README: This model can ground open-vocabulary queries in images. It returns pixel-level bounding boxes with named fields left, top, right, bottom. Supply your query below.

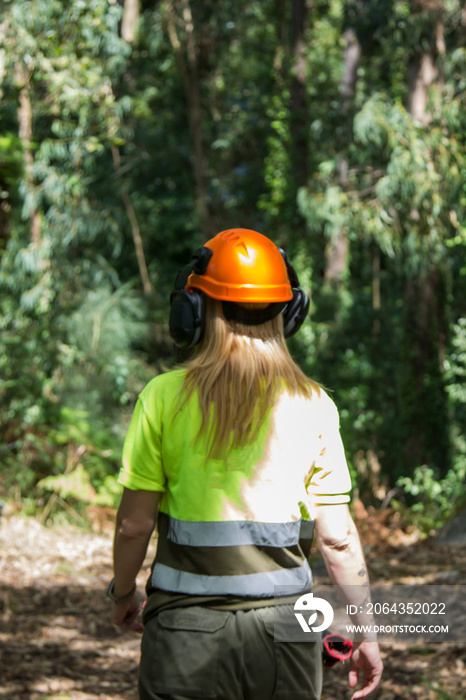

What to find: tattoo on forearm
left=358, top=566, right=367, bottom=577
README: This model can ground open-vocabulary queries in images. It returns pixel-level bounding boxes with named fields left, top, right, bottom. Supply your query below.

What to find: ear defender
left=169, top=247, right=213, bottom=349
left=279, top=249, right=311, bottom=338
left=168, top=230, right=310, bottom=348
left=169, top=289, right=205, bottom=348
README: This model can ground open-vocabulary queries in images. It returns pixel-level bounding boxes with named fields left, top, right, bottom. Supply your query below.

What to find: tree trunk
left=372, top=250, right=381, bottom=337
left=340, top=27, right=361, bottom=101
left=15, top=61, right=41, bottom=245
left=0, top=22, right=6, bottom=242
left=289, top=0, right=308, bottom=191
left=402, top=1, right=450, bottom=474
left=407, top=52, right=437, bottom=124
left=407, top=0, right=445, bottom=124
left=112, top=1, right=150, bottom=293
left=120, top=0, right=140, bottom=43
left=166, top=0, right=211, bottom=237
left=111, top=146, right=153, bottom=295
left=324, top=27, right=360, bottom=286
left=402, top=269, right=450, bottom=474
left=273, top=0, right=287, bottom=74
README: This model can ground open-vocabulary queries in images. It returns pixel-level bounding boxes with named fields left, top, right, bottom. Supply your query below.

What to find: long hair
left=181, top=297, right=320, bottom=459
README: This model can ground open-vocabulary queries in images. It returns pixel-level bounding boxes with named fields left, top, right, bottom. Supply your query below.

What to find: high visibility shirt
left=118, top=369, right=351, bottom=602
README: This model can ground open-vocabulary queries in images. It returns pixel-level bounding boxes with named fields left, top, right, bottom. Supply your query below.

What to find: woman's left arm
left=314, top=503, right=383, bottom=699
left=110, top=487, right=162, bottom=631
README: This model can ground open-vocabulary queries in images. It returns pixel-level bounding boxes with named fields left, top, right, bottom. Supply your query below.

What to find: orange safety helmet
left=186, top=228, right=293, bottom=303
left=169, top=227, right=309, bottom=348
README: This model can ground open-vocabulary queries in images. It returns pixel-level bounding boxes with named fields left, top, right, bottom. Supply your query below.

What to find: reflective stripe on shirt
left=151, top=559, right=313, bottom=598
left=167, top=515, right=315, bottom=548
left=149, top=512, right=314, bottom=598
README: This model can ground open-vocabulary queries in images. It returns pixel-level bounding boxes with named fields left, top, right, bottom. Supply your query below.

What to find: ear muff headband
left=169, top=245, right=309, bottom=348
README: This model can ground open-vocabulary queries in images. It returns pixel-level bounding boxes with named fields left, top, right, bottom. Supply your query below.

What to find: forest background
left=0, top=0, right=465, bottom=534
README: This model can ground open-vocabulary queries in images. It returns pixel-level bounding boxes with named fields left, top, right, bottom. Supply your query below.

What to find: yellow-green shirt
left=119, top=369, right=351, bottom=600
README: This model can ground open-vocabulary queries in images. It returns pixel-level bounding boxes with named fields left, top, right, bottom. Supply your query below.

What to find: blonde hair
left=181, top=298, right=320, bottom=459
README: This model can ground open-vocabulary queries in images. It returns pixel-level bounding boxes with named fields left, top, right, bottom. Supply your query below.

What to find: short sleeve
left=118, top=396, right=167, bottom=492
left=306, top=394, right=352, bottom=505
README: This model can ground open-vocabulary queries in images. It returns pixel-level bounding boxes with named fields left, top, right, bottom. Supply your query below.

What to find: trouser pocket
left=140, top=607, right=230, bottom=699
left=257, top=606, right=323, bottom=700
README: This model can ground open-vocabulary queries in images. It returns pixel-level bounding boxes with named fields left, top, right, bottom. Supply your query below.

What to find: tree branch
left=111, top=146, right=153, bottom=295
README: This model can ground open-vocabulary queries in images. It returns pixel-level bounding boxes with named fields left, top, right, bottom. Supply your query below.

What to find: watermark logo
left=274, top=584, right=463, bottom=643
left=294, top=592, right=334, bottom=633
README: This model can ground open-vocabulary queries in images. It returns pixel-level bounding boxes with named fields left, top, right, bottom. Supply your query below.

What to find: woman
left=109, top=228, right=383, bottom=700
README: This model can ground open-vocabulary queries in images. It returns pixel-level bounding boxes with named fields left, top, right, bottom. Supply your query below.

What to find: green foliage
left=396, top=459, right=466, bottom=534
left=296, top=1, right=466, bottom=495
left=258, top=93, right=292, bottom=220
left=444, top=316, right=466, bottom=491
left=0, top=0, right=465, bottom=533
left=0, top=133, right=23, bottom=185
left=38, top=464, right=98, bottom=504
left=352, top=95, right=466, bottom=272
left=37, top=464, right=123, bottom=509
left=63, top=284, right=150, bottom=406
left=393, top=318, right=466, bottom=534
left=445, top=318, right=466, bottom=405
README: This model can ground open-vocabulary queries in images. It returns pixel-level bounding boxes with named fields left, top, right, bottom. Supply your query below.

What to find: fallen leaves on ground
left=0, top=508, right=465, bottom=699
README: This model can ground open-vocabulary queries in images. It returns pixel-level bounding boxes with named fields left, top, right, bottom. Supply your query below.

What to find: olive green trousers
left=139, top=605, right=322, bottom=700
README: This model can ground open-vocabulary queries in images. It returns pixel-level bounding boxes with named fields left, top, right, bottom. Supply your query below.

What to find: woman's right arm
left=111, top=487, right=162, bottom=631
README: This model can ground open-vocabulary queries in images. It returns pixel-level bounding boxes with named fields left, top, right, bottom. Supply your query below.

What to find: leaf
left=37, top=464, right=98, bottom=504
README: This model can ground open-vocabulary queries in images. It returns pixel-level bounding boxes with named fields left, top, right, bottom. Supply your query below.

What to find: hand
left=111, top=591, right=145, bottom=634
left=348, top=641, right=383, bottom=699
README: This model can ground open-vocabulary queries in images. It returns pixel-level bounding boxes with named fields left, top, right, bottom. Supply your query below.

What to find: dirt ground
left=0, top=506, right=465, bottom=700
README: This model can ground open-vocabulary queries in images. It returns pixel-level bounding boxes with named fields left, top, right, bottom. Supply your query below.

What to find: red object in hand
left=322, top=633, right=353, bottom=667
